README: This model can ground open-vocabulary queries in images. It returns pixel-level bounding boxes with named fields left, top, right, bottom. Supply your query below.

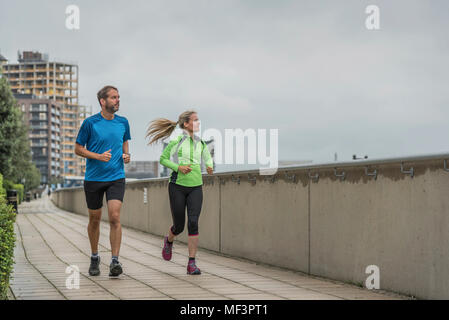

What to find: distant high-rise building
left=15, top=93, right=62, bottom=184
left=2, top=50, right=90, bottom=180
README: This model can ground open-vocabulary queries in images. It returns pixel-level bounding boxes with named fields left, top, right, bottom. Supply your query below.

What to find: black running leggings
left=168, top=182, right=203, bottom=236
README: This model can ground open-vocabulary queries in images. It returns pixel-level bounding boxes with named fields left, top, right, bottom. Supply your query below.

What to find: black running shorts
left=83, top=178, right=126, bottom=210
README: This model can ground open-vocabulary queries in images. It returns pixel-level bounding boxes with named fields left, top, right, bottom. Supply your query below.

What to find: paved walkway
left=9, top=197, right=409, bottom=300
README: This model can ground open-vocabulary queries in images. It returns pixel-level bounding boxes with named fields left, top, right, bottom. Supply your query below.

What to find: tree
left=0, top=77, right=20, bottom=178
left=19, top=165, right=41, bottom=192
left=0, top=77, right=41, bottom=191
left=49, top=175, right=63, bottom=186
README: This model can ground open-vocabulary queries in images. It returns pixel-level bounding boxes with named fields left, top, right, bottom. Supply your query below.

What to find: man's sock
left=189, top=257, right=195, bottom=262
left=112, top=255, right=119, bottom=262
left=91, top=253, right=99, bottom=259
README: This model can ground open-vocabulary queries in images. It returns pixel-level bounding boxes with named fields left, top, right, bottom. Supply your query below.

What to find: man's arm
left=123, top=140, right=129, bottom=154
left=122, top=140, right=130, bottom=163
left=75, top=143, right=111, bottom=162
left=122, top=119, right=131, bottom=163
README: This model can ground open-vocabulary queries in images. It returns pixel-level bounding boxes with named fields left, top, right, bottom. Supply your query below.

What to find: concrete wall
left=52, top=155, right=449, bottom=299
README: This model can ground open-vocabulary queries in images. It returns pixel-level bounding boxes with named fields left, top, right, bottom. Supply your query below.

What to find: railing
left=52, top=151, right=449, bottom=299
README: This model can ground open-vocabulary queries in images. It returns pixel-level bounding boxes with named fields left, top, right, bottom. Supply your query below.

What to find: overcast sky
left=1, top=0, right=448, bottom=171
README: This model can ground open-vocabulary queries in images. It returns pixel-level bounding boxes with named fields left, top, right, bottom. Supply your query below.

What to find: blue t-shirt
left=76, top=112, right=131, bottom=181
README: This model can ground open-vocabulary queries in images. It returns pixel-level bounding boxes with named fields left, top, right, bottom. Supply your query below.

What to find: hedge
left=0, top=174, right=5, bottom=199
left=0, top=174, right=16, bottom=300
left=1, top=179, right=23, bottom=204
left=12, top=184, right=24, bottom=204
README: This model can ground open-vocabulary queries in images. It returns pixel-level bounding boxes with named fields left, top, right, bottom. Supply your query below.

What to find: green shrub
left=0, top=192, right=16, bottom=300
left=1, top=179, right=22, bottom=204
left=2, top=179, right=13, bottom=195
left=0, top=174, right=5, bottom=199
left=12, top=184, right=24, bottom=204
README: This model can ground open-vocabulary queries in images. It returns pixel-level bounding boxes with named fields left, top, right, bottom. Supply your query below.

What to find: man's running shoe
left=162, top=236, right=173, bottom=261
left=187, top=260, right=201, bottom=275
left=89, top=256, right=101, bottom=276
left=109, top=259, right=123, bottom=277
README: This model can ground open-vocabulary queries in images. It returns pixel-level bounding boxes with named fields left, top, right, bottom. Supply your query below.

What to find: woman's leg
left=167, top=225, right=176, bottom=242
left=168, top=182, right=187, bottom=238
left=186, top=185, right=203, bottom=258
left=188, top=236, right=199, bottom=258
left=163, top=183, right=187, bottom=261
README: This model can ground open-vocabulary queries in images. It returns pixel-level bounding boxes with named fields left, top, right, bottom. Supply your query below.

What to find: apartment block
left=15, top=94, right=62, bottom=184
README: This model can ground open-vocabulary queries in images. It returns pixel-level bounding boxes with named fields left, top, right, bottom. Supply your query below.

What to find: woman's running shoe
left=162, top=236, right=173, bottom=261
left=187, top=260, right=201, bottom=275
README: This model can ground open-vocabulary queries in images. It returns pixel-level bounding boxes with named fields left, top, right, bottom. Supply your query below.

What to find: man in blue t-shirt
left=75, top=85, right=131, bottom=278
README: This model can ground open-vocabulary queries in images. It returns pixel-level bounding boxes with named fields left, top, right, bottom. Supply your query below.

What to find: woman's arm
left=160, top=139, right=180, bottom=172
left=202, top=141, right=214, bottom=174
left=160, top=137, right=192, bottom=174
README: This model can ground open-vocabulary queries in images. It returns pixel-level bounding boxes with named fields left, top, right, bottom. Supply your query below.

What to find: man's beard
left=105, top=104, right=118, bottom=114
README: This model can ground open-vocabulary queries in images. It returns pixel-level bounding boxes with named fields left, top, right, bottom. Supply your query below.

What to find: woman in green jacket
left=146, top=110, right=213, bottom=275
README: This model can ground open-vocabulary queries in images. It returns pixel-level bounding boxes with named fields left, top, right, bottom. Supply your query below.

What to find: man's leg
left=84, top=180, right=105, bottom=255
left=87, top=208, right=102, bottom=254
left=105, top=178, right=125, bottom=277
left=84, top=180, right=106, bottom=276
left=107, top=199, right=122, bottom=257
left=105, top=178, right=126, bottom=260
left=87, top=209, right=102, bottom=276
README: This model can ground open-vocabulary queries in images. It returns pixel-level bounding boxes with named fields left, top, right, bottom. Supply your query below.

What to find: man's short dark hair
left=97, top=85, right=118, bottom=105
